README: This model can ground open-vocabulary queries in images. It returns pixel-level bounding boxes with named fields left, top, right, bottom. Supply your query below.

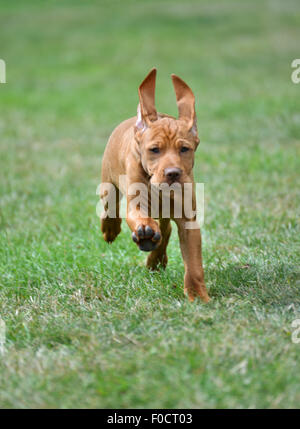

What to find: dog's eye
left=150, top=147, right=160, bottom=154
left=180, top=147, right=190, bottom=153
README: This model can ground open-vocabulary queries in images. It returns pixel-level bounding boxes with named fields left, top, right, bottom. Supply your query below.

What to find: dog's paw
left=132, top=225, right=161, bottom=252
left=101, top=217, right=122, bottom=243
left=146, top=252, right=168, bottom=270
left=184, top=285, right=211, bottom=303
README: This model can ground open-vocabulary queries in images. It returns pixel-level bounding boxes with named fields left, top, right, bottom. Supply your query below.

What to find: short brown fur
left=100, top=68, right=210, bottom=302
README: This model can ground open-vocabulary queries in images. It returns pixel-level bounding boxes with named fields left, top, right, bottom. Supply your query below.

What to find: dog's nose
left=164, top=167, right=182, bottom=182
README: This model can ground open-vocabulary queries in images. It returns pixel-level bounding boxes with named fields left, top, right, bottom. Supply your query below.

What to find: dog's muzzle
left=164, top=167, right=182, bottom=183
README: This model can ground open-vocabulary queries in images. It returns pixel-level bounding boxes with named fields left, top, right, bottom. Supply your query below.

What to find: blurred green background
left=0, top=0, right=299, bottom=408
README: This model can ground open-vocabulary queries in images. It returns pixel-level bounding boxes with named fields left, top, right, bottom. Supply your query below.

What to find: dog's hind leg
left=146, top=218, right=171, bottom=270
left=100, top=182, right=122, bottom=244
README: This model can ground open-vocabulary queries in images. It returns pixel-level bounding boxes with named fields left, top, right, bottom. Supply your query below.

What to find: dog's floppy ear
left=171, top=74, right=198, bottom=140
left=135, top=68, right=158, bottom=134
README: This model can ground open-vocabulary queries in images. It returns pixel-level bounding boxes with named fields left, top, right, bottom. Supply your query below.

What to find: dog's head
left=134, top=68, right=199, bottom=185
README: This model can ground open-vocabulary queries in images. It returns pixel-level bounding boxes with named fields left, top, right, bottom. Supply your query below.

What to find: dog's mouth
left=150, top=176, right=184, bottom=187
left=166, top=177, right=181, bottom=185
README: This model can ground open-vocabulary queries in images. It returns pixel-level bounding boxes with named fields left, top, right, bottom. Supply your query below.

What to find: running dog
left=100, top=68, right=210, bottom=302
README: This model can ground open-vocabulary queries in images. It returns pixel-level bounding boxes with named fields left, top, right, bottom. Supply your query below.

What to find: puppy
left=100, top=68, right=210, bottom=302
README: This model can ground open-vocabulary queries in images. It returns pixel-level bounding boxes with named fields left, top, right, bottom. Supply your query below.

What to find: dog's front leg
left=175, top=219, right=210, bottom=303
left=127, top=204, right=162, bottom=253
left=146, top=218, right=171, bottom=270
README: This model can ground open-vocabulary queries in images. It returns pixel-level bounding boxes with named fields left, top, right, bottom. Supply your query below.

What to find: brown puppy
left=100, top=68, right=210, bottom=302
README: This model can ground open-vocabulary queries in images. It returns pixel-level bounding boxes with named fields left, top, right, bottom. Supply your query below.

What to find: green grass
left=0, top=0, right=300, bottom=408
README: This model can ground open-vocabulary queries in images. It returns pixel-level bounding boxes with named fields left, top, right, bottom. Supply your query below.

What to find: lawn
left=0, top=0, right=299, bottom=408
